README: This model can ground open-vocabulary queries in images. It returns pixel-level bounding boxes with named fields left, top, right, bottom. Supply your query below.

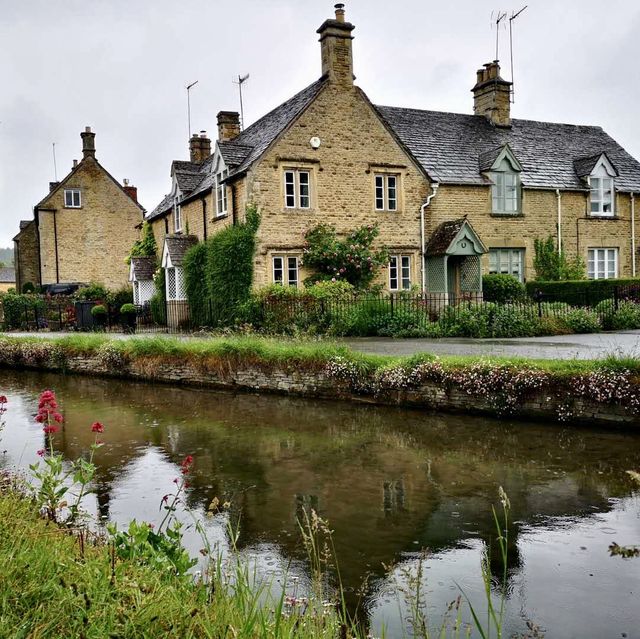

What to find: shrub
left=533, top=236, right=586, bottom=281
left=526, top=278, right=640, bottom=306
left=21, top=282, right=35, bottom=293
left=183, top=242, right=209, bottom=326
left=490, top=304, right=540, bottom=337
left=439, top=303, right=492, bottom=338
left=76, top=282, right=109, bottom=301
left=150, top=268, right=166, bottom=325
left=610, top=301, right=640, bottom=331
left=120, top=303, right=136, bottom=315
left=562, top=308, right=601, bottom=334
left=107, top=287, right=134, bottom=311
left=305, top=280, right=355, bottom=301
left=90, top=304, right=107, bottom=318
left=482, top=274, right=526, bottom=303
left=0, top=293, right=46, bottom=330
left=302, top=223, right=388, bottom=288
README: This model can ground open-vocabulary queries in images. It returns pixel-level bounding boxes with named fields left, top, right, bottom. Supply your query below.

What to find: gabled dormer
left=480, top=144, right=523, bottom=215
left=210, top=150, right=229, bottom=218
left=574, top=153, right=619, bottom=217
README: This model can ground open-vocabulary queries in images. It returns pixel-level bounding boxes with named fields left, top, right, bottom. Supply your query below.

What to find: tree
left=302, top=223, right=388, bottom=289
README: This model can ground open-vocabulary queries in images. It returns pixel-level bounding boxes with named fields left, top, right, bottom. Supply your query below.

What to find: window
left=284, top=170, right=311, bottom=209
left=216, top=169, right=228, bottom=216
left=489, top=248, right=524, bottom=282
left=272, top=255, right=299, bottom=287
left=165, top=266, right=186, bottom=300
left=491, top=171, right=520, bottom=214
left=590, top=177, right=614, bottom=216
left=588, top=248, right=618, bottom=280
left=375, top=174, right=398, bottom=211
left=389, top=255, right=411, bottom=290
left=173, top=198, right=182, bottom=232
left=64, top=189, right=81, bottom=208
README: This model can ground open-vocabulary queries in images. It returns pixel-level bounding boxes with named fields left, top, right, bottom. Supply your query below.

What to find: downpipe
left=632, top=193, right=636, bottom=277
left=556, top=188, right=562, bottom=254
left=420, top=182, right=440, bottom=294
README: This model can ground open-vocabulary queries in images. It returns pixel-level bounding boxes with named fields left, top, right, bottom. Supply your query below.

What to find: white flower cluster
left=569, top=368, right=640, bottom=413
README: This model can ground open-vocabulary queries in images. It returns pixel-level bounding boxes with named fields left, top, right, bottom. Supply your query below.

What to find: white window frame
left=173, top=197, right=182, bottom=233
left=272, top=255, right=299, bottom=287
left=589, top=165, right=615, bottom=217
left=283, top=169, right=311, bottom=209
left=389, top=255, right=411, bottom=291
left=488, top=248, right=525, bottom=282
left=216, top=169, right=228, bottom=217
left=588, top=248, right=618, bottom=280
left=64, top=189, right=81, bottom=208
left=374, top=174, right=399, bottom=211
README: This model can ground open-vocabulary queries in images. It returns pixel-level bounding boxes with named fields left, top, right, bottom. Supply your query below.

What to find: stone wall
left=13, top=220, right=40, bottom=291
left=2, top=350, right=637, bottom=427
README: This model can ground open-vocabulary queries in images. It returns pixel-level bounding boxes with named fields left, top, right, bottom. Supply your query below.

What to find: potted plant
left=120, top=303, right=137, bottom=334
left=90, top=304, right=108, bottom=331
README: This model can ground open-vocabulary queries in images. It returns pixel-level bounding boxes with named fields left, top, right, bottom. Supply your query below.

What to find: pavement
left=3, top=330, right=640, bottom=360
left=343, top=331, right=640, bottom=360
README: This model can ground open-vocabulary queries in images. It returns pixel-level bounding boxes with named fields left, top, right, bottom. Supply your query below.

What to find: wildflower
left=36, top=449, right=45, bottom=457
left=181, top=455, right=194, bottom=474
left=91, top=422, right=105, bottom=433
left=0, top=396, right=7, bottom=404
left=52, top=413, right=64, bottom=423
left=43, top=425, right=60, bottom=435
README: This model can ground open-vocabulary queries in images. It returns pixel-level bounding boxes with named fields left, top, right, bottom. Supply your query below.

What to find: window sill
left=212, top=213, right=228, bottom=222
left=281, top=208, right=314, bottom=213
left=63, top=206, right=83, bottom=210
left=587, top=214, right=618, bottom=220
left=375, top=209, right=401, bottom=214
left=490, top=212, right=523, bottom=218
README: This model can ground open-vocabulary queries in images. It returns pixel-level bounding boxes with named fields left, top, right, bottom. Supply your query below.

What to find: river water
left=1, top=369, right=639, bottom=638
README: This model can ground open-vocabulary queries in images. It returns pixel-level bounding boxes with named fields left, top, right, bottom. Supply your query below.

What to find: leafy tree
left=533, top=236, right=585, bottom=281
left=302, top=223, right=388, bottom=289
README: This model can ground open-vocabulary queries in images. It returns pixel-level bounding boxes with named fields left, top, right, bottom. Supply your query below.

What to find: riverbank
left=0, top=486, right=347, bottom=638
left=1, top=334, right=639, bottom=425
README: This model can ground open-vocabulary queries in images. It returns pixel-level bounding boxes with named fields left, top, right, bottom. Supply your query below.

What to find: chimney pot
left=49, top=181, right=60, bottom=193
left=335, top=3, right=345, bottom=21
left=123, top=178, right=129, bottom=186
left=123, top=182, right=138, bottom=203
left=72, top=159, right=78, bottom=168
left=190, top=130, right=212, bottom=163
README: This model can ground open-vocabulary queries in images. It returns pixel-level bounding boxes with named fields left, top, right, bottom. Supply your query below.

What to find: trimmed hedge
left=526, top=278, right=640, bottom=305
left=482, top=274, right=526, bottom=302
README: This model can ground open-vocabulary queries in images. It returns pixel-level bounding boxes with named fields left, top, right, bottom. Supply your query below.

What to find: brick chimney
left=189, top=131, right=212, bottom=163
left=472, top=61, right=512, bottom=127
left=123, top=178, right=138, bottom=203
left=317, top=3, right=355, bottom=86
left=217, top=112, right=241, bottom=142
left=81, top=126, right=96, bottom=158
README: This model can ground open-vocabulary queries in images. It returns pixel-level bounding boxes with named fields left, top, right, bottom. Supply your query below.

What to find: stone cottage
left=13, top=127, right=145, bottom=292
left=145, top=4, right=640, bottom=302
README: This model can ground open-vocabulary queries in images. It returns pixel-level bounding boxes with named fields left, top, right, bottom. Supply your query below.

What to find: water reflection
left=2, top=370, right=640, bottom=638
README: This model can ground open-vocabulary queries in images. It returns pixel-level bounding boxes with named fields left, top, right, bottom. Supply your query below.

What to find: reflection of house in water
left=24, top=370, right=637, bottom=599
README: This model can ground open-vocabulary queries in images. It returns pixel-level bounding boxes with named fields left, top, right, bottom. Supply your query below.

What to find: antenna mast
left=509, top=6, right=528, bottom=103
left=186, top=80, right=199, bottom=138
left=234, top=74, right=250, bottom=130
left=493, top=11, right=507, bottom=61
left=52, top=143, right=58, bottom=181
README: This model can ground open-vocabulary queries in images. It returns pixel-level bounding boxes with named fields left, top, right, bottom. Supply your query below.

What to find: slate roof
left=130, top=257, right=156, bottom=281
left=163, top=235, right=198, bottom=267
left=573, top=152, right=619, bottom=178
left=147, top=78, right=327, bottom=220
left=425, top=218, right=467, bottom=256
left=375, top=106, right=640, bottom=192
left=0, top=267, right=16, bottom=283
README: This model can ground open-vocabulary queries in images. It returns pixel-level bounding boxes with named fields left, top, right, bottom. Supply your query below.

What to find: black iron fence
left=2, top=286, right=640, bottom=336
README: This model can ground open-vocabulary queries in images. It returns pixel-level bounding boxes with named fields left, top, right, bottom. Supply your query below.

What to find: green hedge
left=0, top=294, right=46, bottom=330
left=525, top=278, right=640, bottom=305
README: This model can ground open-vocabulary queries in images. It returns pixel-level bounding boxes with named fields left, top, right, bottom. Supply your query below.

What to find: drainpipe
left=420, top=182, right=440, bottom=294
left=555, top=189, right=562, bottom=254
left=632, top=193, right=636, bottom=276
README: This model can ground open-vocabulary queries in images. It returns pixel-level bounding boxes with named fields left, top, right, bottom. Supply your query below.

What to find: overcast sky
left=1, top=0, right=639, bottom=247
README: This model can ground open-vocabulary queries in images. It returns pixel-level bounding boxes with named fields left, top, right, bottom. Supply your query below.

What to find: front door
left=447, top=256, right=463, bottom=302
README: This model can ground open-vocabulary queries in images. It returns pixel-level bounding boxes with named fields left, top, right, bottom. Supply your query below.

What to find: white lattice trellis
left=138, top=280, right=155, bottom=305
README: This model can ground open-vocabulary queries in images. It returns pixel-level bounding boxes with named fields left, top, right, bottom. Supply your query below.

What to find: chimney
left=189, top=131, right=211, bottom=163
left=72, top=159, right=78, bottom=169
left=80, top=126, right=96, bottom=158
left=471, top=61, right=512, bottom=127
left=123, top=178, right=138, bottom=203
left=199, top=130, right=211, bottom=157
left=217, top=112, right=241, bottom=142
left=316, top=3, right=355, bottom=86
left=49, top=182, right=60, bottom=192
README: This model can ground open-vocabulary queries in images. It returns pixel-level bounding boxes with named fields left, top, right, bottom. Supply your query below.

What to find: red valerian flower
left=36, top=449, right=45, bottom=457
left=181, top=455, right=194, bottom=474
left=0, top=396, right=7, bottom=404
left=91, top=422, right=105, bottom=433
left=52, top=413, right=64, bottom=424
left=43, top=425, right=60, bottom=435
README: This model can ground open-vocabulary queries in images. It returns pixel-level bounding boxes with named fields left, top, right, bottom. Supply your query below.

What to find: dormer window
left=589, top=157, right=617, bottom=216
left=216, top=169, right=228, bottom=217
left=486, top=146, right=522, bottom=215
